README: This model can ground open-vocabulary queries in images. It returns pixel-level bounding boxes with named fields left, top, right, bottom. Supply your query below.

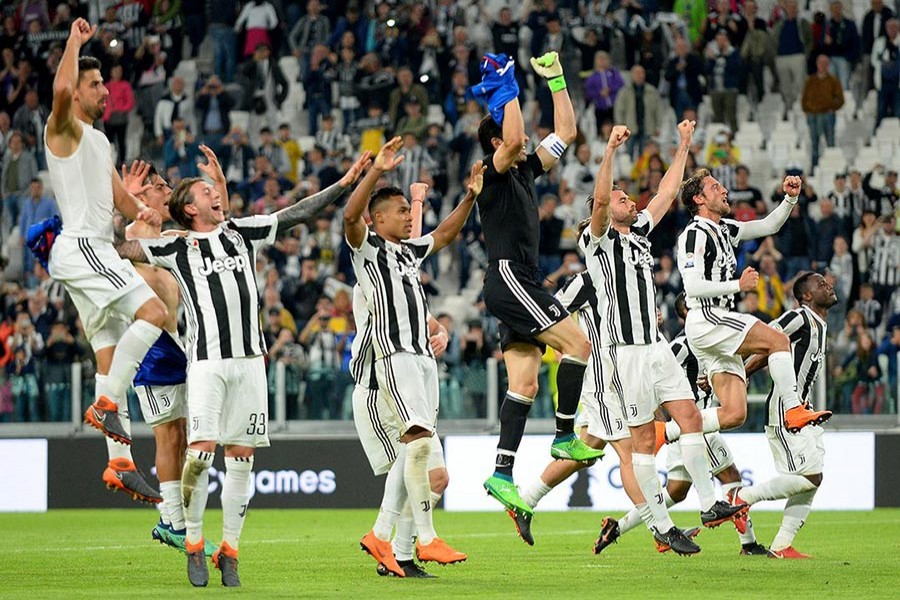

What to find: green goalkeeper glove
left=530, top=51, right=566, bottom=92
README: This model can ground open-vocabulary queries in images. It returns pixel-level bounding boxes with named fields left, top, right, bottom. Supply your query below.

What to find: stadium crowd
left=0, top=0, right=897, bottom=424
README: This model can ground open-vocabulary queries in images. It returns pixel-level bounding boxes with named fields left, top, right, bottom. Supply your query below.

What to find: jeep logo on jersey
left=198, top=254, right=249, bottom=276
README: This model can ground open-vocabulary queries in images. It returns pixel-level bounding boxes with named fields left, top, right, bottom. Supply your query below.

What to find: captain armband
left=540, top=133, right=568, bottom=160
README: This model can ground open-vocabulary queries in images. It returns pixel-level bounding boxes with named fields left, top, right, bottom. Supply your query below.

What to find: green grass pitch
left=3, top=509, right=898, bottom=598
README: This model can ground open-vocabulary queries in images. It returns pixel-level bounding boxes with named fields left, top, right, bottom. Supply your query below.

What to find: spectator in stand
left=220, top=126, right=256, bottom=192
left=43, top=320, right=78, bottom=422
left=855, top=282, right=884, bottom=328
left=12, top=88, right=48, bottom=168
left=241, top=42, right=288, bottom=128
left=674, top=0, right=707, bottom=48
left=740, top=0, right=771, bottom=105
left=811, top=197, right=844, bottom=268
left=802, top=54, right=844, bottom=169
left=830, top=235, right=854, bottom=301
left=207, top=0, right=238, bottom=82
left=772, top=166, right=819, bottom=214
left=773, top=0, right=812, bottom=112
left=703, top=0, right=747, bottom=49
left=828, top=172, right=864, bottom=235
left=538, top=194, right=564, bottom=276
left=0, top=111, right=12, bottom=156
left=335, top=46, right=360, bottom=130
left=835, top=332, right=884, bottom=414
left=1, top=131, right=38, bottom=227
left=116, top=0, right=149, bottom=54
left=584, top=50, right=624, bottom=135
left=315, top=114, right=352, bottom=160
left=152, top=0, right=185, bottom=70
left=289, top=0, right=331, bottom=73
left=195, top=74, right=232, bottom=154
left=853, top=209, right=880, bottom=283
left=395, top=132, right=436, bottom=196
left=665, top=36, right=704, bottom=120
left=559, top=143, right=595, bottom=206
left=329, top=4, right=368, bottom=56
left=153, top=76, right=193, bottom=146
left=876, top=325, right=900, bottom=401
left=277, top=123, right=303, bottom=183
left=776, top=202, right=817, bottom=279
left=871, top=18, right=900, bottom=125
left=387, top=66, right=429, bottom=130
left=443, top=69, right=470, bottom=128
left=356, top=52, right=395, bottom=112
left=863, top=165, right=900, bottom=216
left=755, top=254, right=786, bottom=319
left=730, top=164, right=764, bottom=209
left=302, top=44, right=335, bottom=137
left=18, top=177, right=57, bottom=279
left=862, top=0, right=894, bottom=94
left=299, top=304, right=342, bottom=419
left=252, top=176, right=289, bottom=215
left=705, top=131, right=741, bottom=191
left=101, top=64, right=134, bottom=159
left=870, top=215, right=900, bottom=306
left=163, top=116, right=200, bottom=178
left=234, top=0, right=278, bottom=58
left=291, top=256, right=324, bottom=327
left=823, top=0, right=860, bottom=90
left=706, top=28, right=742, bottom=134
left=614, top=64, right=662, bottom=159
left=257, top=126, right=290, bottom=179
left=394, top=96, right=428, bottom=141
left=132, top=34, right=168, bottom=130
left=742, top=290, right=773, bottom=324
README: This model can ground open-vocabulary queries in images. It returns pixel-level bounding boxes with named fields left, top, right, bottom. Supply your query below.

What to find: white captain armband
left=540, top=133, right=568, bottom=160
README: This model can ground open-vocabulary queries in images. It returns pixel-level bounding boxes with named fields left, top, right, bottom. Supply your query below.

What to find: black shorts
left=483, top=260, right=568, bottom=351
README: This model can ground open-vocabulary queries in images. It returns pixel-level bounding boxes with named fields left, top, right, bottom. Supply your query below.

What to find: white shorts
left=375, top=353, right=439, bottom=435
left=352, top=385, right=402, bottom=476
left=766, top=424, right=825, bottom=476
left=603, top=341, right=696, bottom=427
left=48, top=235, right=156, bottom=351
left=186, top=355, right=270, bottom=448
left=685, top=307, right=759, bottom=381
left=134, top=382, right=187, bottom=427
left=575, top=390, right=630, bottom=441
left=666, top=432, right=734, bottom=481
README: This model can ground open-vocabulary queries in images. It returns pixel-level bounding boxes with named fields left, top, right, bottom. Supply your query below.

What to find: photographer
left=43, top=321, right=79, bottom=422
left=195, top=75, right=234, bottom=153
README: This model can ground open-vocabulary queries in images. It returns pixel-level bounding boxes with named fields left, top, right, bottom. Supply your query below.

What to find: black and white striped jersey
left=555, top=270, right=604, bottom=390
left=580, top=210, right=661, bottom=346
left=350, top=229, right=435, bottom=360
left=870, top=230, right=900, bottom=288
left=677, top=216, right=745, bottom=311
left=765, top=306, right=828, bottom=428
left=349, top=284, right=378, bottom=390
left=139, top=215, right=277, bottom=362
left=670, top=333, right=713, bottom=409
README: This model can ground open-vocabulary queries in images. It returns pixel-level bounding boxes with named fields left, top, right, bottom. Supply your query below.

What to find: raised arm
left=532, top=52, right=577, bottom=171
left=410, top=182, right=428, bottom=238
left=430, top=161, right=486, bottom=252
left=275, top=151, right=371, bottom=234
left=197, top=144, right=230, bottom=214
left=492, top=97, right=527, bottom=175
left=46, top=19, right=97, bottom=153
left=737, top=176, right=800, bottom=241
left=344, top=137, right=405, bottom=248
left=592, top=125, right=630, bottom=237
left=646, top=120, right=695, bottom=225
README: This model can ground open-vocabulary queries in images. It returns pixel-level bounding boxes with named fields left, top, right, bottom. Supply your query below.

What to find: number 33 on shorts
left=246, top=412, right=267, bottom=435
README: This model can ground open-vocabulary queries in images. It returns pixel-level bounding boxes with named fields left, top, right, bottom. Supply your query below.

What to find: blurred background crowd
left=0, top=0, right=897, bottom=427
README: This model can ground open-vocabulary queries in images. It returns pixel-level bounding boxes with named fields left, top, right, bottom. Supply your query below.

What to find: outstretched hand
left=373, top=136, right=405, bottom=172
left=122, top=160, right=152, bottom=197
left=339, top=151, right=373, bottom=187
left=466, top=160, right=487, bottom=197
left=197, top=144, right=225, bottom=182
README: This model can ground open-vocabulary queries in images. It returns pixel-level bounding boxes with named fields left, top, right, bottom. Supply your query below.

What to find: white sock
left=521, top=479, right=553, bottom=509
left=97, top=375, right=134, bottom=461
left=771, top=489, right=816, bottom=551
left=373, top=446, right=407, bottom=541
left=393, top=501, right=415, bottom=561
left=680, top=433, right=716, bottom=511
left=221, top=456, right=254, bottom=550
left=722, top=482, right=757, bottom=544
left=619, top=505, right=644, bottom=534
left=740, top=474, right=817, bottom=505
left=159, top=480, right=185, bottom=530
left=404, top=437, right=437, bottom=545
left=768, top=351, right=801, bottom=410
left=700, top=408, right=721, bottom=433
left=106, top=320, right=163, bottom=401
left=182, top=448, right=213, bottom=546
left=666, top=409, right=721, bottom=442
left=632, top=453, right=674, bottom=532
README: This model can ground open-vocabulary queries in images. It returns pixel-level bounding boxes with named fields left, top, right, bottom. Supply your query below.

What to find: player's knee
left=667, top=484, right=688, bottom=503
left=137, top=297, right=169, bottom=328
left=511, top=381, right=539, bottom=400
left=720, top=402, right=747, bottom=429
left=429, top=468, right=449, bottom=495
left=568, top=335, right=591, bottom=361
left=806, top=473, right=823, bottom=487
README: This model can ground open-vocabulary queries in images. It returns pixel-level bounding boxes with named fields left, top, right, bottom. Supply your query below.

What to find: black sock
left=555, top=358, right=587, bottom=437
left=494, top=394, right=532, bottom=477
left=397, top=559, right=414, bottom=567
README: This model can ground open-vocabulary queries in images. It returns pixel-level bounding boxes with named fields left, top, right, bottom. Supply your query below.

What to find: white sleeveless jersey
left=45, top=120, right=115, bottom=241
